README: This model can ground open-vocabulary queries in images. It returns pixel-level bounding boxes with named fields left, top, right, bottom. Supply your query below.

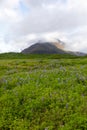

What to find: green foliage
left=0, top=53, right=78, bottom=59
left=0, top=54, right=87, bottom=129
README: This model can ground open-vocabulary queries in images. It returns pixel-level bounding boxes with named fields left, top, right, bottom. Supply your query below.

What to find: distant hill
left=21, top=42, right=67, bottom=54
left=21, top=40, right=86, bottom=56
left=67, top=51, right=86, bottom=56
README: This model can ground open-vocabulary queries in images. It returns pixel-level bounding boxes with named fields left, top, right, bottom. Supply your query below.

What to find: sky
left=0, top=0, right=87, bottom=53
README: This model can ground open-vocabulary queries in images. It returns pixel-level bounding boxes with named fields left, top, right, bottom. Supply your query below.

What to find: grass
left=0, top=53, right=87, bottom=130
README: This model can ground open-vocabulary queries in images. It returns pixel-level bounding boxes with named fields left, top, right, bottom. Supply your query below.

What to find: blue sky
left=0, top=0, right=87, bottom=53
left=19, top=1, right=29, bottom=15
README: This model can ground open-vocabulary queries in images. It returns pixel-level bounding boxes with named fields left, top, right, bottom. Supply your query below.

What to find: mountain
left=21, top=40, right=86, bottom=56
left=51, top=40, right=65, bottom=50
left=21, top=42, right=67, bottom=54
left=67, top=51, right=86, bottom=56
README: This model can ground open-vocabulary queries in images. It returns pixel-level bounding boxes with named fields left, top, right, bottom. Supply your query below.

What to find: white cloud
left=0, top=0, right=87, bottom=53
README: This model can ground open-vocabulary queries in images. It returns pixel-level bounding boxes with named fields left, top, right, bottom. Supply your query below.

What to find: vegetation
left=0, top=53, right=87, bottom=130
left=0, top=52, right=79, bottom=59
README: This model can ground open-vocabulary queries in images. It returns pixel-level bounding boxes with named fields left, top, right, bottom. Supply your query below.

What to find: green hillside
left=0, top=52, right=79, bottom=59
left=0, top=53, right=87, bottom=130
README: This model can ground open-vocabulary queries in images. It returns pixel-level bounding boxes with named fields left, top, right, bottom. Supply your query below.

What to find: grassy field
left=0, top=53, right=87, bottom=130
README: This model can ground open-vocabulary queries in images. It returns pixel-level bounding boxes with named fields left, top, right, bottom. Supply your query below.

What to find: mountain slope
left=67, top=51, right=86, bottom=56
left=21, top=40, right=86, bottom=56
left=21, top=42, right=67, bottom=54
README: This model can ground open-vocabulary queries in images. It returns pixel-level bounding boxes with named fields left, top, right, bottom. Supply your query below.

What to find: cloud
left=0, top=0, right=87, bottom=53
left=12, top=0, right=87, bottom=34
left=24, top=0, right=63, bottom=8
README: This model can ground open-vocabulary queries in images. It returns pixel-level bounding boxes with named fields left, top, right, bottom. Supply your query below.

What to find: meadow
left=0, top=53, right=87, bottom=130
